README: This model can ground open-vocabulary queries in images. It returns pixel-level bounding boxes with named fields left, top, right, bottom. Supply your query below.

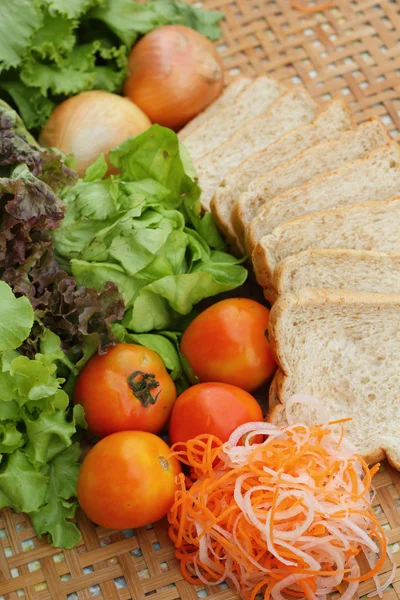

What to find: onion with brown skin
left=124, top=25, right=224, bottom=131
left=39, top=91, right=151, bottom=177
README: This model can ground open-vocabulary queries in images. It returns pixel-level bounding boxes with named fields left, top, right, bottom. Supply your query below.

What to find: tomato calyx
left=127, top=370, right=161, bottom=407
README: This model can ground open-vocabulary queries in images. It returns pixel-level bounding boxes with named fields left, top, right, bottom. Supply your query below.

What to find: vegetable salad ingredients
left=0, top=282, right=85, bottom=548
left=0, top=100, right=124, bottom=363
left=78, top=430, right=181, bottom=529
left=52, top=125, right=247, bottom=382
left=168, top=397, right=390, bottom=600
left=124, top=25, right=224, bottom=130
left=180, top=298, right=275, bottom=392
left=40, top=91, right=151, bottom=176
left=169, top=382, right=263, bottom=444
left=0, top=0, right=223, bottom=131
left=74, top=343, right=177, bottom=436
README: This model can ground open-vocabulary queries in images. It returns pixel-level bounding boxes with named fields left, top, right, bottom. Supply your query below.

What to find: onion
left=39, top=91, right=151, bottom=176
left=124, top=25, right=224, bottom=131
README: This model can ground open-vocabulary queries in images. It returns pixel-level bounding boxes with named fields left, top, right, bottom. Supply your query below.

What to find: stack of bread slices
left=180, top=76, right=400, bottom=468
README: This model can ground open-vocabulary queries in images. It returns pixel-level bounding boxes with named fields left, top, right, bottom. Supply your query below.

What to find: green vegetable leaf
left=24, top=409, right=76, bottom=467
left=28, top=10, right=76, bottom=63
left=11, top=355, right=62, bottom=404
left=0, top=450, right=48, bottom=513
left=29, top=444, right=81, bottom=549
left=84, top=154, right=108, bottom=182
left=89, top=0, right=223, bottom=45
left=20, top=56, right=95, bottom=97
left=43, top=0, right=103, bottom=20
left=0, top=282, right=34, bottom=351
left=0, top=0, right=42, bottom=73
left=0, top=77, right=55, bottom=130
left=110, top=125, right=201, bottom=211
left=0, top=423, right=24, bottom=454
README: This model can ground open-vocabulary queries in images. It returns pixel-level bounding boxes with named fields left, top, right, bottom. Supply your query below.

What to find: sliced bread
left=210, top=99, right=353, bottom=249
left=179, top=76, right=252, bottom=140
left=196, top=88, right=318, bottom=211
left=252, top=196, right=400, bottom=291
left=236, top=118, right=389, bottom=251
left=181, top=76, right=286, bottom=162
left=266, top=289, right=400, bottom=468
left=246, top=141, right=400, bottom=255
left=267, top=248, right=400, bottom=303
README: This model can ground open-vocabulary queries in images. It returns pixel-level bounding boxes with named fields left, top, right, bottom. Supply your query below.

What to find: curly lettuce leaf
left=29, top=444, right=81, bottom=549
left=0, top=451, right=48, bottom=513
left=88, top=0, right=223, bottom=46
left=28, top=10, right=77, bottom=63
left=0, top=288, right=85, bottom=548
left=43, top=0, right=103, bottom=20
left=0, top=0, right=42, bottom=73
left=0, top=281, right=34, bottom=351
left=0, top=78, right=55, bottom=131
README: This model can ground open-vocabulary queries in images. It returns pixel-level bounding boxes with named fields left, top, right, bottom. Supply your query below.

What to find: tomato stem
left=127, top=371, right=160, bottom=407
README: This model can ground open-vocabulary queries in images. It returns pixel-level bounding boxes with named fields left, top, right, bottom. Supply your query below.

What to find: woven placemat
left=1, top=1, right=400, bottom=598
left=217, top=0, right=400, bottom=140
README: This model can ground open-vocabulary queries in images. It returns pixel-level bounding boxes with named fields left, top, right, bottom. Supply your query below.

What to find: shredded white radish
left=168, top=395, right=392, bottom=600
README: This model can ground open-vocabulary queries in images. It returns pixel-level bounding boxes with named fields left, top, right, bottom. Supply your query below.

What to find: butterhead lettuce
left=53, top=125, right=247, bottom=336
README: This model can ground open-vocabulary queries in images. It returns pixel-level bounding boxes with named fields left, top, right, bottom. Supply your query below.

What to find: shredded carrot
left=290, top=0, right=333, bottom=13
left=167, top=401, right=390, bottom=600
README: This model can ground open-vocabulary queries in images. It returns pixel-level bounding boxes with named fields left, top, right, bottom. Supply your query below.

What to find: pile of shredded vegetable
left=168, top=396, right=394, bottom=600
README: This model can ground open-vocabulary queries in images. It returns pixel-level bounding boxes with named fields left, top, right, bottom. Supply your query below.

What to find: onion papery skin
left=124, top=25, right=224, bottom=131
left=39, top=91, right=152, bottom=176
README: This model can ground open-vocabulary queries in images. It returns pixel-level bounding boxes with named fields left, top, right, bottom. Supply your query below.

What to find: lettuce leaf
left=0, top=281, right=33, bottom=350
left=54, top=126, right=247, bottom=341
left=0, top=0, right=42, bottom=73
left=0, top=284, right=85, bottom=547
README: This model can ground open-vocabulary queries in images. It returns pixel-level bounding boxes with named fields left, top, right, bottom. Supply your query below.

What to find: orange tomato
left=169, top=382, right=263, bottom=444
left=74, top=343, right=176, bottom=437
left=180, top=298, right=276, bottom=392
left=77, top=431, right=181, bottom=529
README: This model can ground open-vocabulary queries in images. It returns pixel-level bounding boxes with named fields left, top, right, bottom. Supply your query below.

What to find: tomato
left=74, top=343, right=176, bottom=437
left=169, top=382, right=263, bottom=444
left=77, top=431, right=181, bottom=529
left=180, top=298, right=276, bottom=392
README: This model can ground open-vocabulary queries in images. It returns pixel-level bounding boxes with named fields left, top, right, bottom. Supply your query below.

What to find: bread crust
left=252, top=196, right=400, bottom=290
left=273, top=248, right=400, bottom=297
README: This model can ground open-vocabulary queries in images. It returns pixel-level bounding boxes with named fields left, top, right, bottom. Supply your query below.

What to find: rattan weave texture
left=1, top=1, right=400, bottom=598
left=217, top=0, right=400, bottom=139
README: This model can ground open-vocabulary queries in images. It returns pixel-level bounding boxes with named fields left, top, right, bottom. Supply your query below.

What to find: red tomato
left=180, top=298, right=276, bottom=392
left=74, top=343, right=176, bottom=437
left=169, top=382, right=263, bottom=444
left=77, top=431, right=181, bottom=529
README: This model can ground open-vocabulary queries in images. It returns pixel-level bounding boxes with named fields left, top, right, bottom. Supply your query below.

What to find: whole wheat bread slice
left=246, top=141, right=400, bottom=255
left=210, top=99, right=353, bottom=250
left=236, top=118, right=389, bottom=251
left=179, top=76, right=253, bottom=140
left=252, top=196, right=400, bottom=292
left=181, top=76, right=286, bottom=162
left=267, top=248, right=400, bottom=304
left=196, top=88, right=318, bottom=211
left=266, top=289, right=400, bottom=468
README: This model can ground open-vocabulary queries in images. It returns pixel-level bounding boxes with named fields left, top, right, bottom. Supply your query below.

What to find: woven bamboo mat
left=1, top=1, right=400, bottom=598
